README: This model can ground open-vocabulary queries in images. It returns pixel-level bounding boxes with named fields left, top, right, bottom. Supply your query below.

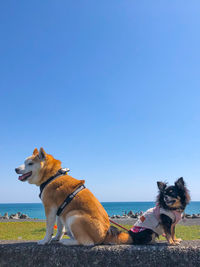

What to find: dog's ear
left=39, top=147, right=46, bottom=161
left=157, top=181, right=167, bottom=191
left=33, top=148, right=39, bottom=156
left=175, top=177, right=185, bottom=189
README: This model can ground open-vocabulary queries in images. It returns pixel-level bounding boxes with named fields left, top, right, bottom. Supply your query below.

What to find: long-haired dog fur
left=127, top=177, right=190, bottom=245
left=156, top=177, right=190, bottom=245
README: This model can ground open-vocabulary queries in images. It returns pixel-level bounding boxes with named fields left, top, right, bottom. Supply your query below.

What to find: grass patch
left=0, top=222, right=47, bottom=240
left=0, top=222, right=68, bottom=240
left=0, top=222, right=199, bottom=241
left=169, top=225, right=200, bottom=241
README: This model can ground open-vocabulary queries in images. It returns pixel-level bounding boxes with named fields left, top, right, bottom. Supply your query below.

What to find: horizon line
left=0, top=200, right=200, bottom=204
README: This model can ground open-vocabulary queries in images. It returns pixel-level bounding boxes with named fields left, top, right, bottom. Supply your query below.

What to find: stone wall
left=0, top=241, right=200, bottom=267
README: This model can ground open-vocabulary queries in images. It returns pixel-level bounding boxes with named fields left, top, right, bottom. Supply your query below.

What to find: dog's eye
left=28, top=162, right=33, bottom=166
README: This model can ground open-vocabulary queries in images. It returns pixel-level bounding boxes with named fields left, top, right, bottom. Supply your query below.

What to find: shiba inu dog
left=15, top=148, right=132, bottom=246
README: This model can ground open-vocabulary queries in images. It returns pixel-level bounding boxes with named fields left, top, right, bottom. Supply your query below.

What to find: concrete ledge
left=0, top=241, right=200, bottom=267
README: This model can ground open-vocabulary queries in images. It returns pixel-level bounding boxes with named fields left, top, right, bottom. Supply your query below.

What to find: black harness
left=39, top=168, right=85, bottom=216
left=56, top=184, right=85, bottom=216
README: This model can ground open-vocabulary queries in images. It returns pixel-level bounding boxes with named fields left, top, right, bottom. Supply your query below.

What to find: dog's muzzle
left=18, top=171, right=32, bottom=182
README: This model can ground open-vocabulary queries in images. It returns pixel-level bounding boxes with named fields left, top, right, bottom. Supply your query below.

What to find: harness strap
left=57, top=184, right=86, bottom=216
left=109, top=219, right=129, bottom=232
left=39, top=168, right=70, bottom=199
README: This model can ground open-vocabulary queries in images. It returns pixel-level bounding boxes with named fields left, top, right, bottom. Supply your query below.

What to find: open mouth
left=18, top=171, right=32, bottom=182
left=165, top=199, right=176, bottom=205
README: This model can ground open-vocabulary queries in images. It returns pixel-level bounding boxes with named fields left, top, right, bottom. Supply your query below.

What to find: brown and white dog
left=15, top=148, right=132, bottom=246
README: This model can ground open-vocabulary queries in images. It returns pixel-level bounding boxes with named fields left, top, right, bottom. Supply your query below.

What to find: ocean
left=0, top=202, right=199, bottom=220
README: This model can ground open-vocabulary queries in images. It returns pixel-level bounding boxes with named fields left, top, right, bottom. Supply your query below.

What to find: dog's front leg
left=52, top=216, right=65, bottom=241
left=38, top=207, right=57, bottom=245
left=160, top=214, right=176, bottom=245
left=171, top=224, right=182, bottom=244
left=163, top=225, right=175, bottom=245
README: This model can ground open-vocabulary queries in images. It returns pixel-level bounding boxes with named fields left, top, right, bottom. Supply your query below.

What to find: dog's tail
left=103, top=225, right=133, bottom=245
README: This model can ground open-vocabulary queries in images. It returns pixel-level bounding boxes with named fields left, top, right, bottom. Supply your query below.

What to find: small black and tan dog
left=128, top=177, right=190, bottom=245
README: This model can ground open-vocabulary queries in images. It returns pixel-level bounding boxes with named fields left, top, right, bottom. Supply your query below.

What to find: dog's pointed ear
left=157, top=181, right=167, bottom=191
left=175, top=177, right=185, bottom=189
left=33, top=148, right=39, bottom=156
left=39, top=147, right=46, bottom=160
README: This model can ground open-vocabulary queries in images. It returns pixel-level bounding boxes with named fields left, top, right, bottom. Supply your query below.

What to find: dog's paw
left=168, top=241, right=178, bottom=246
left=174, top=238, right=183, bottom=243
left=173, top=238, right=182, bottom=245
left=37, top=239, right=50, bottom=245
left=51, top=236, right=61, bottom=242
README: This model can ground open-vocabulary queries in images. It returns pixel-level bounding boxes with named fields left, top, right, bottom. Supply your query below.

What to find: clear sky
left=0, top=1, right=200, bottom=203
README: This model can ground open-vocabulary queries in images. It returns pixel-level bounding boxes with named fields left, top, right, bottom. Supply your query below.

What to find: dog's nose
left=15, top=168, right=20, bottom=174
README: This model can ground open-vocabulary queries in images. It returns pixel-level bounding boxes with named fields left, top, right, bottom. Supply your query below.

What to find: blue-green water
left=0, top=202, right=199, bottom=219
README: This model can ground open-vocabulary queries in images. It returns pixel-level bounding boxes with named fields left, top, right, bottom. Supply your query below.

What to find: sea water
left=0, top=202, right=199, bottom=220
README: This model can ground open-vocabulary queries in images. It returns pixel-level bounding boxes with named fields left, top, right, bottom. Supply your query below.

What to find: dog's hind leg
left=70, top=215, right=109, bottom=246
left=60, top=214, right=96, bottom=246
left=59, top=215, right=80, bottom=246
left=52, top=216, right=65, bottom=241
left=38, top=207, right=57, bottom=245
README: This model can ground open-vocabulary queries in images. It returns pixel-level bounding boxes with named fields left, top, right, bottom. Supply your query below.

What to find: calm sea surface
left=0, top=202, right=199, bottom=219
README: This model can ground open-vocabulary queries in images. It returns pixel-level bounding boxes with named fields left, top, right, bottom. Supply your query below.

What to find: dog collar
left=39, top=168, right=70, bottom=199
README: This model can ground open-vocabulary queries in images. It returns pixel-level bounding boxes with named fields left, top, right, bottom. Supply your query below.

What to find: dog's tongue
left=18, top=172, right=32, bottom=181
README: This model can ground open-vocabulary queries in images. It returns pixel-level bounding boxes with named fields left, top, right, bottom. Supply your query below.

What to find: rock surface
left=0, top=241, right=200, bottom=267
left=2, top=213, right=9, bottom=219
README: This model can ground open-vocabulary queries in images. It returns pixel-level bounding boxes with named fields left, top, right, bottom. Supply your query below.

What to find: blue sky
left=0, top=1, right=200, bottom=203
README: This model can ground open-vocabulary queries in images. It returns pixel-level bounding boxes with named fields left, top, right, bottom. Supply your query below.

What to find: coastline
left=1, top=201, right=200, bottom=219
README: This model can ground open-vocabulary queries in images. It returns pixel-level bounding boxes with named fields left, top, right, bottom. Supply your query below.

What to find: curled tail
left=103, top=226, right=133, bottom=245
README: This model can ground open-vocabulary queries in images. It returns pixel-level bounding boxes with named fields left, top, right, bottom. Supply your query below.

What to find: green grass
left=0, top=222, right=47, bottom=240
left=0, top=222, right=68, bottom=240
left=0, top=222, right=199, bottom=241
